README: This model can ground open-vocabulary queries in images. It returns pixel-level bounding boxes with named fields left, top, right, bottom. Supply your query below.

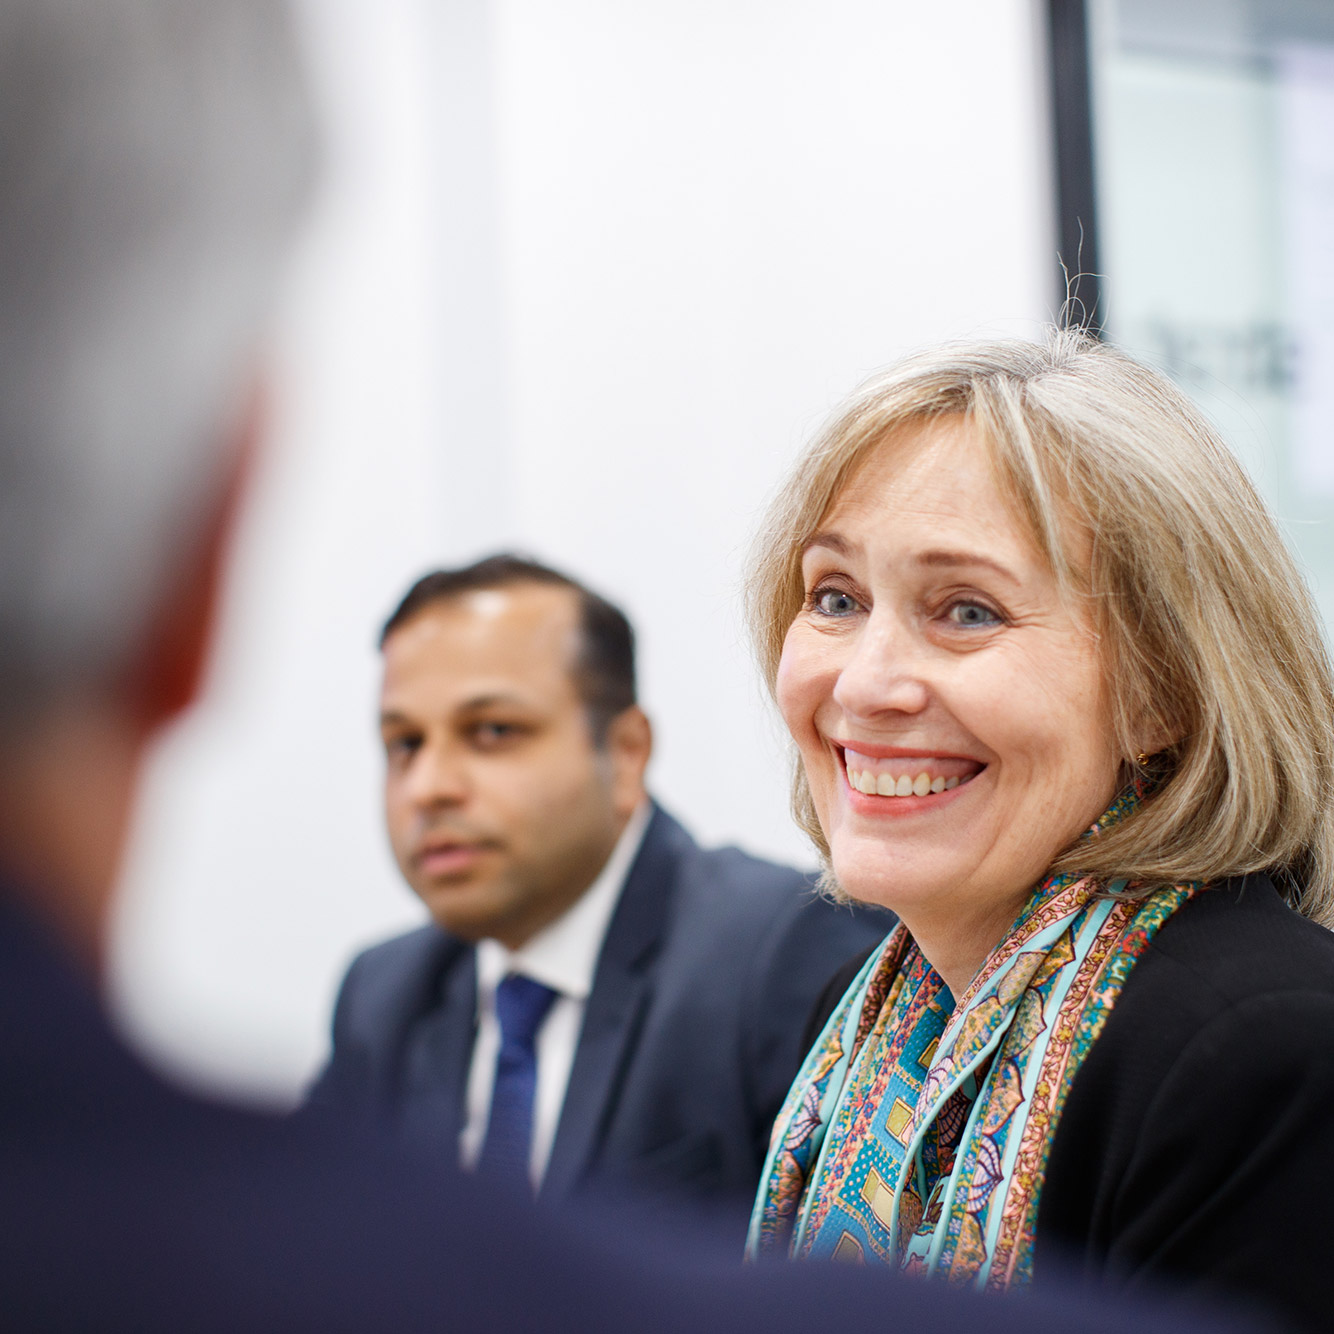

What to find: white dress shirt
left=459, top=800, right=651, bottom=1188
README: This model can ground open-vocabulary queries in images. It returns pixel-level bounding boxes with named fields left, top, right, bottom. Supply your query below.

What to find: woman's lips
left=839, top=746, right=984, bottom=800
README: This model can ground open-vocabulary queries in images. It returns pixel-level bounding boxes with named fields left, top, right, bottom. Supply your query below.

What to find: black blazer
left=309, top=804, right=888, bottom=1231
left=805, top=875, right=1334, bottom=1332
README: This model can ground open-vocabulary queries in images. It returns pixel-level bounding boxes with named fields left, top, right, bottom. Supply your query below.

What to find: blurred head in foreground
left=0, top=0, right=315, bottom=960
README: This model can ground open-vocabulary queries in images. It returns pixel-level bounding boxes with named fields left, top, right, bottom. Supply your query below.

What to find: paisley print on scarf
left=746, top=789, right=1198, bottom=1291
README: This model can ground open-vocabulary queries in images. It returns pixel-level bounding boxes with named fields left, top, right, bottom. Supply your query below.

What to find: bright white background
left=110, top=0, right=1057, bottom=1104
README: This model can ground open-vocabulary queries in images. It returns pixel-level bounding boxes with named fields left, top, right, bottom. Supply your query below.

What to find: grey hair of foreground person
left=0, top=0, right=316, bottom=721
left=747, top=327, right=1334, bottom=928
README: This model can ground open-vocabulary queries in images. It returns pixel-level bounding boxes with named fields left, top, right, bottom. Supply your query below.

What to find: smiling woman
left=744, top=328, right=1334, bottom=1330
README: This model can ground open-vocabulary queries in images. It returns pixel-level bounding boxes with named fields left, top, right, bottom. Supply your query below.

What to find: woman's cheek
left=776, top=626, right=825, bottom=742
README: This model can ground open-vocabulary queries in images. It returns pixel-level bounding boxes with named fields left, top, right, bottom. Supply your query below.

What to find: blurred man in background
left=310, top=555, right=885, bottom=1233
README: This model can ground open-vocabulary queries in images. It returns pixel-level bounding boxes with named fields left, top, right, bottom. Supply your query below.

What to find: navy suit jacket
left=310, top=804, right=889, bottom=1229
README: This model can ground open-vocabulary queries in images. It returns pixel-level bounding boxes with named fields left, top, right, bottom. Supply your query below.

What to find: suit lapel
left=540, top=806, right=686, bottom=1201
left=397, top=939, right=477, bottom=1164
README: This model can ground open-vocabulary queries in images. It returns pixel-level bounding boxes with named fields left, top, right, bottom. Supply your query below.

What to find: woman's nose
left=831, top=615, right=930, bottom=721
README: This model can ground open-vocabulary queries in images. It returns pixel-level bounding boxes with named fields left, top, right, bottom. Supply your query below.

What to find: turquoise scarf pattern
left=746, top=789, right=1196, bottom=1289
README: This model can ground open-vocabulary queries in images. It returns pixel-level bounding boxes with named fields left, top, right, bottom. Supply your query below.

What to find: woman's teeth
left=846, top=767, right=966, bottom=798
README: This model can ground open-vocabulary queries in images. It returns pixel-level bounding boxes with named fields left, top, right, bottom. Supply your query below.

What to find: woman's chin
left=826, top=824, right=988, bottom=921
left=827, top=848, right=934, bottom=916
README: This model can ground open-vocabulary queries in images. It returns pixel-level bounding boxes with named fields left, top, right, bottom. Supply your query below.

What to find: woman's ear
left=1131, top=712, right=1184, bottom=767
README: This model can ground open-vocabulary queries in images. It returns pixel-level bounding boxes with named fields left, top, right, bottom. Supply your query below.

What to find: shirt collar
left=475, top=799, right=652, bottom=1003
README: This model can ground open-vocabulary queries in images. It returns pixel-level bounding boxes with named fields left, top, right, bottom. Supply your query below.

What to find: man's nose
left=404, top=743, right=471, bottom=807
left=831, top=612, right=930, bottom=721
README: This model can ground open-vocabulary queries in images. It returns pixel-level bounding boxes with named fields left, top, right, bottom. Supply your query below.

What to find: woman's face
left=777, top=416, right=1123, bottom=943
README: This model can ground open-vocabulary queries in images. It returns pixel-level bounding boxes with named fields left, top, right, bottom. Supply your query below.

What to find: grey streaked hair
left=747, top=328, right=1334, bottom=928
left=0, top=0, right=316, bottom=715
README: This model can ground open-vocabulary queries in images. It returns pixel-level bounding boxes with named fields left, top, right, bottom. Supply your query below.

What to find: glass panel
left=1090, top=0, right=1334, bottom=630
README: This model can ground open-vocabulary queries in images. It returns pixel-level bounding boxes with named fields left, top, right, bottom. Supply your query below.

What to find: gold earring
left=1135, top=751, right=1151, bottom=766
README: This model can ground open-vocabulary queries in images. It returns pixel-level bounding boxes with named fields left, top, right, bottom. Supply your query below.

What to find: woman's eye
left=946, top=600, right=1001, bottom=628
left=813, top=588, right=861, bottom=617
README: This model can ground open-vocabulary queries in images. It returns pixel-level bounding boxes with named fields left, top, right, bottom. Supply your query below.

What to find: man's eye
left=384, top=735, right=420, bottom=760
left=813, top=588, right=861, bottom=617
left=471, top=721, right=522, bottom=746
left=946, top=600, right=1001, bottom=627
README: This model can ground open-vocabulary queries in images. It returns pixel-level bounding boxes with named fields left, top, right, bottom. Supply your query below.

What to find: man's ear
left=120, top=378, right=263, bottom=731
left=605, top=705, right=653, bottom=818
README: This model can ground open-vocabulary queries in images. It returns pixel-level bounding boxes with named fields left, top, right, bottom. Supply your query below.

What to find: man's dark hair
left=380, top=554, right=637, bottom=744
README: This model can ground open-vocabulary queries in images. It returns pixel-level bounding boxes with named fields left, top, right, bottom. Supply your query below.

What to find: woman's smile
left=839, top=745, right=983, bottom=802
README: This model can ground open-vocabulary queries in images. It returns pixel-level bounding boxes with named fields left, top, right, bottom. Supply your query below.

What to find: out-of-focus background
left=108, top=0, right=1334, bottom=1105
left=1088, top=0, right=1334, bottom=603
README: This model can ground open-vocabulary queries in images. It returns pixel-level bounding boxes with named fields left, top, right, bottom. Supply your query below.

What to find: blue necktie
left=477, top=973, right=559, bottom=1186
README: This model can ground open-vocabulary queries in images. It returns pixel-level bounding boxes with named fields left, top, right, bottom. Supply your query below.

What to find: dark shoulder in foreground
left=0, top=888, right=1257, bottom=1333
left=1039, top=874, right=1334, bottom=1333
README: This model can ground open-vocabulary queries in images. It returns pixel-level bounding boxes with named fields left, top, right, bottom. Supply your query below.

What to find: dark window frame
left=1047, top=0, right=1102, bottom=332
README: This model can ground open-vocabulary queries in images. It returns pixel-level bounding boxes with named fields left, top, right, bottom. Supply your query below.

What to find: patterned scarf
left=746, top=787, right=1196, bottom=1289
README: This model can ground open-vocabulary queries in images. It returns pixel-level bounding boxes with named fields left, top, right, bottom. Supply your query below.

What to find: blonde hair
left=747, top=328, right=1334, bottom=926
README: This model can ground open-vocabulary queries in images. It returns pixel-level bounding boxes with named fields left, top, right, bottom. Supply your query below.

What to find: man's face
left=379, top=584, right=646, bottom=949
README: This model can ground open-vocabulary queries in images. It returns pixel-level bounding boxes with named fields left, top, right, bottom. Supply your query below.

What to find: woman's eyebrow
left=917, top=549, right=1021, bottom=586
left=802, top=534, right=1023, bottom=588
left=801, top=530, right=853, bottom=557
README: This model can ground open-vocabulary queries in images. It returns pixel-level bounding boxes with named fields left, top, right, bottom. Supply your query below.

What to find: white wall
left=110, top=0, right=1056, bottom=1104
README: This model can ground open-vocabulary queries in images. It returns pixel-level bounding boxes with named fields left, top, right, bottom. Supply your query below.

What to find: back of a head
left=0, top=0, right=316, bottom=720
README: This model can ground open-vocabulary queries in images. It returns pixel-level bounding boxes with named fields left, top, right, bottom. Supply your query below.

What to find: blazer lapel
left=397, top=939, right=477, bottom=1165
left=540, top=806, right=686, bottom=1201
